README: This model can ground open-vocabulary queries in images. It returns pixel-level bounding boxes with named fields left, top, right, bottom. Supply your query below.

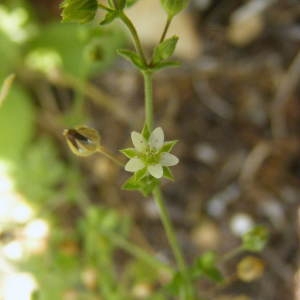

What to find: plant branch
left=119, top=11, right=147, bottom=65
left=153, top=187, right=194, bottom=299
left=159, top=16, right=173, bottom=43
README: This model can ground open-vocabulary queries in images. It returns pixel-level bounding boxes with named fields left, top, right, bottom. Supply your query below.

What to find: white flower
left=124, top=127, right=179, bottom=179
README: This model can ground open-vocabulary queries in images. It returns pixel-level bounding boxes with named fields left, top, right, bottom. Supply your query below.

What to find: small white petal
left=125, top=158, right=145, bottom=172
left=148, top=164, right=163, bottom=178
left=131, top=132, right=147, bottom=152
left=160, top=152, right=179, bottom=166
left=149, top=127, right=164, bottom=150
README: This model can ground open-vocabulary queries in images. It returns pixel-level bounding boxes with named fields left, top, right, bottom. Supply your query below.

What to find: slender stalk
left=119, top=12, right=147, bottom=65
left=98, top=3, right=113, bottom=11
left=153, top=187, right=194, bottom=299
left=143, top=71, right=154, bottom=130
left=97, top=146, right=124, bottom=167
left=159, top=16, right=172, bottom=43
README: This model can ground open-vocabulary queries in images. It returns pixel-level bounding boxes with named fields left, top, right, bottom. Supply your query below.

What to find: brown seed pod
left=63, top=126, right=100, bottom=157
left=237, top=256, right=265, bottom=282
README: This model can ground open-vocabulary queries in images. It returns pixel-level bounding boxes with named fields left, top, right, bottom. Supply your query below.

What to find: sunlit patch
left=23, top=219, right=49, bottom=240
left=2, top=272, right=38, bottom=300
left=25, top=48, right=62, bottom=76
left=0, top=5, right=34, bottom=42
left=11, top=199, right=34, bottom=224
left=0, top=161, right=14, bottom=193
left=230, top=213, right=254, bottom=237
left=2, top=241, right=24, bottom=261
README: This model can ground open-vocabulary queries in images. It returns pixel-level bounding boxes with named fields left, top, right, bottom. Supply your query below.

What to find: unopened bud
left=63, top=126, right=100, bottom=157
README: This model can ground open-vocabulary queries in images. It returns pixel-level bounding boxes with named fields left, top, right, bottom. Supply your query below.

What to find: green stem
left=98, top=3, right=113, bottom=11
left=102, top=230, right=172, bottom=273
left=119, top=11, right=147, bottom=65
left=159, top=16, right=173, bottom=43
left=143, top=71, right=153, bottom=130
left=153, top=187, right=194, bottom=299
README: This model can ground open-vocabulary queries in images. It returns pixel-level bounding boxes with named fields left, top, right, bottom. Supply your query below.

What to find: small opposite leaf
left=152, top=36, right=178, bottom=64
left=61, top=0, right=98, bottom=24
left=151, top=60, right=180, bottom=72
left=191, top=251, right=223, bottom=283
left=160, top=0, right=189, bottom=17
left=120, top=148, right=137, bottom=158
left=100, top=11, right=119, bottom=25
left=242, top=226, right=269, bottom=252
left=117, top=49, right=145, bottom=69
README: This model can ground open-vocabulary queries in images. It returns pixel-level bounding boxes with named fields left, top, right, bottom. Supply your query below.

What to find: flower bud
left=63, top=126, right=100, bottom=157
left=237, top=256, right=265, bottom=282
left=160, top=0, right=189, bottom=18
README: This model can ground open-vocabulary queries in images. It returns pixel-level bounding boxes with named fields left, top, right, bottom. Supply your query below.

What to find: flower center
left=142, top=146, right=160, bottom=165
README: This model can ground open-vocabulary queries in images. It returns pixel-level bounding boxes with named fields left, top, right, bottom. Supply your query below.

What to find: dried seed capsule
left=237, top=256, right=265, bottom=282
left=63, top=126, right=100, bottom=157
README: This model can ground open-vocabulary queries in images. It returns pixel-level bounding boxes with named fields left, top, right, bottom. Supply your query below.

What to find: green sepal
left=135, top=167, right=147, bottom=181
left=242, top=225, right=269, bottom=252
left=163, top=167, right=174, bottom=181
left=120, top=148, right=137, bottom=158
left=152, top=36, right=178, bottom=64
left=100, top=10, right=119, bottom=25
left=141, top=123, right=151, bottom=139
left=191, top=251, right=224, bottom=283
left=161, top=140, right=178, bottom=153
left=160, top=0, right=189, bottom=17
left=122, top=174, right=159, bottom=196
left=122, top=175, right=140, bottom=191
left=60, top=0, right=98, bottom=24
left=117, top=49, right=146, bottom=69
left=150, top=60, right=180, bottom=72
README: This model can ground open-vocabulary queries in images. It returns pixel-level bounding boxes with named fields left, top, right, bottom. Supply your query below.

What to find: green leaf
left=60, top=0, right=98, bottom=24
left=151, top=60, right=180, bottom=71
left=161, top=140, right=178, bottom=152
left=0, top=85, right=35, bottom=161
left=100, top=10, right=119, bottom=25
left=120, top=148, right=137, bottom=158
left=152, top=36, right=178, bottom=64
left=141, top=123, right=150, bottom=139
left=242, top=226, right=269, bottom=252
left=163, top=167, right=174, bottom=181
left=117, top=49, right=146, bottom=69
left=160, top=0, right=189, bottom=17
left=191, top=251, right=223, bottom=283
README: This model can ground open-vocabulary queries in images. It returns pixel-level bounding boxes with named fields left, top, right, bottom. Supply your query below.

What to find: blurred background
left=0, top=0, right=299, bottom=299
